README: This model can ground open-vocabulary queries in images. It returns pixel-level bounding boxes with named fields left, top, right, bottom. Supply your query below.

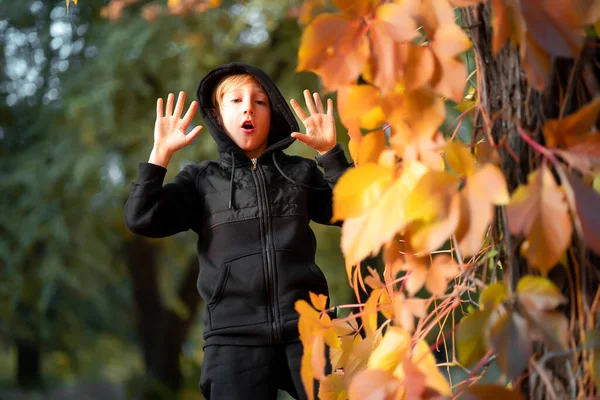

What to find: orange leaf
left=543, top=97, right=600, bottom=149
left=405, top=169, right=458, bottom=221
left=455, top=164, right=509, bottom=256
left=337, top=85, right=384, bottom=142
left=431, top=54, right=468, bottom=103
left=301, top=344, right=315, bottom=400
left=297, top=13, right=370, bottom=92
left=409, top=192, right=460, bottom=253
left=505, top=165, right=573, bottom=274
left=311, top=334, right=327, bottom=380
left=402, top=256, right=428, bottom=296
left=432, top=23, right=472, bottom=59
left=561, top=170, right=600, bottom=256
left=353, top=130, right=387, bottom=166
left=554, top=136, right=600, bottom=175
left=310, top=292, right=328, bottom=311
left=332, top=0, right=378, bottom=17
left=393, top=293, right=427, bottom=332
left=404, top=45, right=436, bottom=91
left=449, top=0, right=486, bottom=5
left=404, top=87, right=447, bottom=140
left=462, top=384, right=526, bottom=400
left=348, top=369, right=400, bottom=400
left=318, top=373, right=347, bottom=400
left=426, top=254, right=460, bottom=296
left=418, top=0, right=456, bottom=37
left=333, top=164, right=394, bottom=221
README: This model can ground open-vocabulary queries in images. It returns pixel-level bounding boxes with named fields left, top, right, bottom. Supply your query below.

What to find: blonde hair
left=212, top=74, right=263, bottom=108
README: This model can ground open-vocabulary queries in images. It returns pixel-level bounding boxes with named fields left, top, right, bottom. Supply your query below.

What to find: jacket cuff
left=315, top=144, right=351, bottom=173
left=136, top=162, right=168, bottom=183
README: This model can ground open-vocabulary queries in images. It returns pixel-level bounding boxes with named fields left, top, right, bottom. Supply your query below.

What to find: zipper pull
left=251, top=158, right=258, bottom=170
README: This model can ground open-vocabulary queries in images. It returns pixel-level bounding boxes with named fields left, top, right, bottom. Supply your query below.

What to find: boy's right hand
left=150, top=91, right=203, bottom=167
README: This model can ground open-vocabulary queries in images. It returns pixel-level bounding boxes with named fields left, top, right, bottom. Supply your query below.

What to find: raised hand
left=290, top=90, right=337, bottom=155
left=150, top=91, right=203, bottom=167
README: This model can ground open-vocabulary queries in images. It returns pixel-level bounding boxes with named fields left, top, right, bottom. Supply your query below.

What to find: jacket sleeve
left=124, top=162, right=202, bottom=238
left=309, top=144, right=353, bottom=226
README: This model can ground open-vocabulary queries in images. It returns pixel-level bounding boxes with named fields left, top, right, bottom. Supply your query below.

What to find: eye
left=256, top=100, right=267, bottom=105
left=230, top=98, right=241, bottom=103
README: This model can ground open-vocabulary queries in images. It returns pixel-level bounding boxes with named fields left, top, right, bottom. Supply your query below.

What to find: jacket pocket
left=207, top=252, right=269, bottom=332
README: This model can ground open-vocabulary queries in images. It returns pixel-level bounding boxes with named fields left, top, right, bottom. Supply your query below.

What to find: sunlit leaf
left=333, top=164, right=394, bottom=221
left=403, top=87, right=447, bottom=140
left=479, top=282, right=507, bottom=310
left=432, top=23, right=472, bottom=59
left=337, top=85, right=384, bottom=142
left=297, top=14, right=370, bottom=92
left=404, top=45, right=436, bottom=91
left=489, top=311, right=531, bottom=377
left=456, top=309, right=493, bottom=367
left=445, top=140, right=476, bottom=176
left=410, top=193, right=461, bottom=253
left=405, top=170, right=459, bottom=222
left=475, top=140, right=502, bottom=166
left=393, top=293, right=427, bottom=332
left=348, top=369, right=400, bottom=400
left=506, top=165, right=573, bottom=274
left=352, top=130, right=387, bottom=166
left=368, top=326, right=411, bottom=372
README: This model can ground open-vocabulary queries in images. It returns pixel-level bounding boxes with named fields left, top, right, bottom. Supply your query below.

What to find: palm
left=154, top=91, right=203, bottom=154
left=290, top=90, right=337, bottom=154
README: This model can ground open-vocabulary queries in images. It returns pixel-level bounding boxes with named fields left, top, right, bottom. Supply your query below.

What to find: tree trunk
left=124, top=236, right=201, bottom=398
left=463, top=4, right=600, bottom=399
left=15, top=338, right=42, bottom=389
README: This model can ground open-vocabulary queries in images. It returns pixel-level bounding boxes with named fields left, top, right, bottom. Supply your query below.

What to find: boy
left=124, top=62, right=351, bottom=399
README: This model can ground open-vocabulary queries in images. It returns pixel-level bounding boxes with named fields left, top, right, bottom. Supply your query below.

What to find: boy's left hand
left=290, top=90, right=336, bottom=155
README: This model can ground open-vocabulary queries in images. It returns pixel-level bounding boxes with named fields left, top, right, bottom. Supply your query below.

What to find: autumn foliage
left=293, top=0, right=600, bottom=399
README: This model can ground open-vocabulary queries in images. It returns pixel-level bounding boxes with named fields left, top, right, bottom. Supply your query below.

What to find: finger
left=165, top=93, right=175, bottom=116
left=290, top=99, right=308, bottom=121
left=304, top=89, right=318, bottom=115
left=181, top=101, right=197, bottom=126
left=291, top=132, right=312, bottom=146
left=173, top=91, right=186, bottom=119
left=327, top=98, right=333, bottom=116
left=156, top=98, right=164, bottom=119
left=185, top=125, right=203, bottom=145
left=313, top=92, right=325, bottom=114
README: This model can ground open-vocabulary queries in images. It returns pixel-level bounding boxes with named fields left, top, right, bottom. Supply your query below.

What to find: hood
left=196, top=62, right=299, bottom=163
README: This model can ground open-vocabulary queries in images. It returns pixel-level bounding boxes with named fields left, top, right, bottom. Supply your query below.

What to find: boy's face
left=218, top=81, right=271, bottom=159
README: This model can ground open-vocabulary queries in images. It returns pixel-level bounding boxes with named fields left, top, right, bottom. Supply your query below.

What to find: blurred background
left=0, top=0, right=356, bottom=398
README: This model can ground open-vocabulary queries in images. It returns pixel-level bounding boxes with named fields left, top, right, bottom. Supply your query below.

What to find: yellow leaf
left=363, top=288, right=384, bottom=338
left=333, top=164, right=394, bottom=221
left=368, top=326, right=411, bottom=372
left=405, top=170, right=459, bottom=222
left=506, top=165, right=573, bottom=274
left=340, top=161, right=427, bottom=265
left=445, top=140, right=476, bottom=176
left=432, top=23, right=472, bottom=59
left=516, top=275, right=567, bottom=312
left=404, top=87, right=446, bottom=140
left=479, top=282, right=507, bottom=310
left=408, top=339, right=452, bottom=396
left=409, top=193, right=460, bottom=253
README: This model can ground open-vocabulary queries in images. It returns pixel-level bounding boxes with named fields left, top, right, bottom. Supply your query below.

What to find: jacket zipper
left=251, top=157, right=282, bottom=343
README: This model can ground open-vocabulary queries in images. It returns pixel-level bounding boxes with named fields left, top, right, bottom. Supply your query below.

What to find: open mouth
left=241, top=121, right=255, bottom=132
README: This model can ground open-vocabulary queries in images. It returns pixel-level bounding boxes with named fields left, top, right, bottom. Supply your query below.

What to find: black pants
left=200, top=342, right=322, bottom=400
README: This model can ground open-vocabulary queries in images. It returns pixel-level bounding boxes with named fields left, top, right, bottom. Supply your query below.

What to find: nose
left=243, top=99, right=254, bottom=115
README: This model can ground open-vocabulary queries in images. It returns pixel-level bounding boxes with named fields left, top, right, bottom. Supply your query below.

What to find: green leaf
left=489, top=311, right=531, bottom=377
left=516, top=275, right=567, bottom=312
left=479, top=282, right=507, bottom=310
left=456, top=309, right=492, bottom=367
left=461, top=384, right=525, bottom=400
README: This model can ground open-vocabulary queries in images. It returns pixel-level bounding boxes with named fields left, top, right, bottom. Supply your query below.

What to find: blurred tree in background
left=1, top=0, right=352, bottom=398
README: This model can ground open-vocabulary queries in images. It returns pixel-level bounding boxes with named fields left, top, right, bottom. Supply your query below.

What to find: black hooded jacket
left=124, top=63, right=352, bottom=346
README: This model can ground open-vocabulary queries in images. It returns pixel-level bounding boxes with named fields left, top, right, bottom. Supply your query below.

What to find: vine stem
left=516, top=124, right=560, bottom=165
